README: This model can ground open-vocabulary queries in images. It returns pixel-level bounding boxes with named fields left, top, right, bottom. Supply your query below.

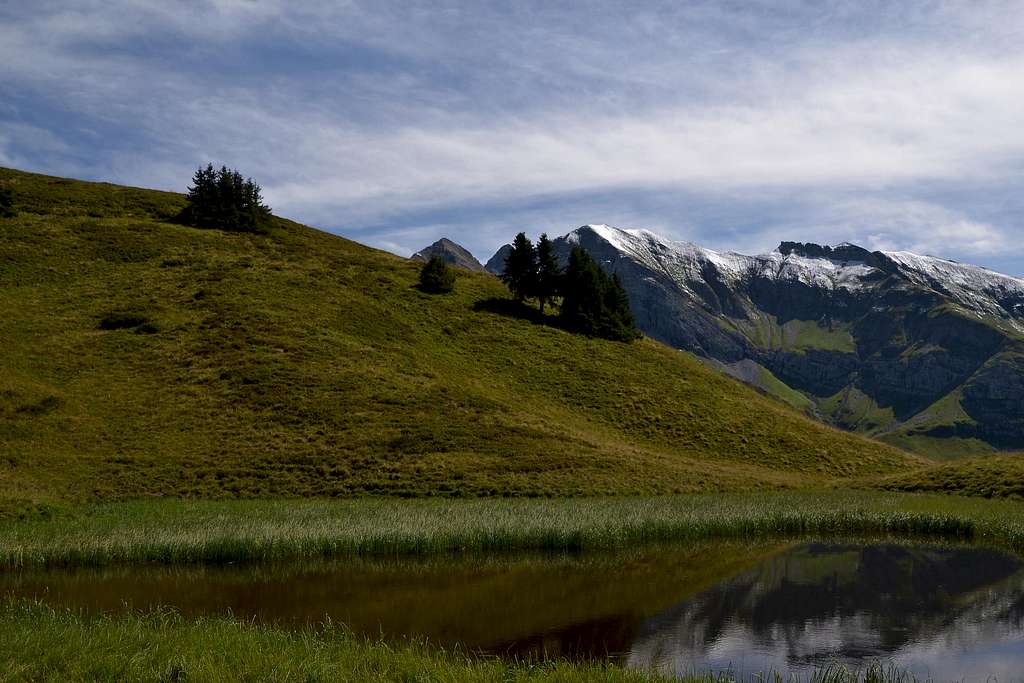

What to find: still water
left=5, top=541, right=1024, bottom=680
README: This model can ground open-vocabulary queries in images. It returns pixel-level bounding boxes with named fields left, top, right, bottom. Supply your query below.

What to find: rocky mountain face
left=488, top=225, right=1024, bottom=454
left=484, top=244, right=512, bottom=274
left=411, top=238, right=485, bottom=272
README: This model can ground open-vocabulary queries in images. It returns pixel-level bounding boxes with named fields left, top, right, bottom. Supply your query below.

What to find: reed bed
left=0, top=491, right=1019, bottom=568
left=0, top=600, right=938, bottom=682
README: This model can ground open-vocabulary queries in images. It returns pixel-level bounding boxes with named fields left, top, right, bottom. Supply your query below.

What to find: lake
left=4, top=540, right=1024, bottom=680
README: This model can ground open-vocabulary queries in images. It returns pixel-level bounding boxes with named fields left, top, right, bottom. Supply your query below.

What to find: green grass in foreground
left=1, top=491, right=1017, bottom=568
left=0, top=601, right=935, bottom=683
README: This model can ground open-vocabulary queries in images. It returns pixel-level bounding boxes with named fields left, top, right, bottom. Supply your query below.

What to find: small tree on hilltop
left=0, top=186, right=15, bottom=218
left=501, top=232, right=537, bottom=303
left=535, top=233, right=561, bottom=314
left=560, top=246, right=639, bottom=342
left=418, top=255, right=456, bottom=293
left=183, top=163, right=271, bottom=232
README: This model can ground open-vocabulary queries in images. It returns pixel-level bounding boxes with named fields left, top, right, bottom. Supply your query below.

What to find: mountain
left=411, top=238, right=485, bottom=271
left=0, top=167, right=919, bottom=512
left=484, top=244, right=512, bottom=275
left=522, top=224, right=1024, bottom=456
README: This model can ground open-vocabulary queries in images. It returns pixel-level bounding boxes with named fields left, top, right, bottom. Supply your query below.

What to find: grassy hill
left=0, top=167, right=923, bottom=513
left=876, top=453, right=1024, bottom=498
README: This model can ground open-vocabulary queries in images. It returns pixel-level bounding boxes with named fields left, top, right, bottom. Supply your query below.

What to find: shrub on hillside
left=0, top=186, right=15, bottom=218
left=181, top=164, right=271, bottom=232
left=418, top=255, right=456, bottom=293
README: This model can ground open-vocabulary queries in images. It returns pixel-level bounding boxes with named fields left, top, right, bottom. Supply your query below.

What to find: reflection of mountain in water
left=627, top=544, right=1024, bottom=679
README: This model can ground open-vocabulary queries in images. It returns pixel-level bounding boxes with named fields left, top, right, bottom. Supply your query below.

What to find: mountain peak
left=777, top=241, right=876, bottom=263
left=484, top=243, right=512, bottom=274
left=411, top=238, right=484, bottom=272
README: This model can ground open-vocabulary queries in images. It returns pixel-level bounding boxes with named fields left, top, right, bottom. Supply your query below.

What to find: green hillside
left=0, top=167, right=921, bottom=512
left=877, top=452, right=1024, bottom=498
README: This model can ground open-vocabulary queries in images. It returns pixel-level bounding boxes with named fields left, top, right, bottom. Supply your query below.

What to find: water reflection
left=629, top=543, right=1024, bottom=680
left=4, top=541, right=1024, bottom=680
left=0, top=542, right=777, bottom=660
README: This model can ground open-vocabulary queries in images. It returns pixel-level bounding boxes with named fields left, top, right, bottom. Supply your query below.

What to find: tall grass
left=0, top=600, right=938, bottom=683
left=1, top=491, right=1015, bottom=568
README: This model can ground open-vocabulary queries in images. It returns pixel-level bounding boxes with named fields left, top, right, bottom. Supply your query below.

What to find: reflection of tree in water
left=628, top=544, right=1024, bottom=673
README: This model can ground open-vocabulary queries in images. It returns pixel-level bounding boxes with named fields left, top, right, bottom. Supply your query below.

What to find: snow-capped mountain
left=562, top=225, right=1024, bottom=331
left=487, top=225, right=1024, bottom=453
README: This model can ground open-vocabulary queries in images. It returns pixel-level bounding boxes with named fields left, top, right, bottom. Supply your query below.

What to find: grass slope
left=0, top=167, right=918, bottom=511
left=877, top=453, right=1024, bottom=499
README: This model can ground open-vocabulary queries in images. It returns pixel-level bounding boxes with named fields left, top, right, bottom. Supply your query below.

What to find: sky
left=3, top=1, right=1024, bottom=274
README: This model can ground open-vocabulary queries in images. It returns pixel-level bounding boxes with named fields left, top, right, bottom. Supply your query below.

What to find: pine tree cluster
left=560, top=246, right=640, bottom=342
left=183, top=164, right=271, bottom=232
left=500, top=232, right=639, bottom=342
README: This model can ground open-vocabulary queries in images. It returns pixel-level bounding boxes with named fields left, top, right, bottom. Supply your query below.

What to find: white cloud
left=672, top=196, right=1019, bottom=266
left=2, top=1, right=1024, bottom=272
left=261, top=51, right=1024, bottom=225
left=832, top=199, right=1011, bottom=258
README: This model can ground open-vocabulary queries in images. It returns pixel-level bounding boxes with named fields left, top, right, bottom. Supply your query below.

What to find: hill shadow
left=472, top=297, right=559, bottom=327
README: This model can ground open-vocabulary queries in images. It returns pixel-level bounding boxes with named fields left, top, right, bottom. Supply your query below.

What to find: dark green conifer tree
left=600, top=273, right=640, bottom=341
left=534, top=233, right=561, bottom=314
left=186, top=164, right=217, bottom=227
left=559, top=247, right=639, bottom=342
left=418, top=255, right=456, bottom=293
left=501, top=232, right=537, bottom=303
left=560, top=246, right=603, bottom=334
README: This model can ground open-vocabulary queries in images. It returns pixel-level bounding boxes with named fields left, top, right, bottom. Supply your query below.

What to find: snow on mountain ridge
left=883, top=251, right=1024, bottom=298
left=572, top=224, right=751, bottom=282
left=566, top=223, right=1024, bottom=323
left=877, top=251, right=1024, bottom=329
left=567, top=224, right=752, bottom=303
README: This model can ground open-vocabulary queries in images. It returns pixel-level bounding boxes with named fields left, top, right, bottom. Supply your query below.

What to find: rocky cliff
left=484, top=244, right=512, bottom=275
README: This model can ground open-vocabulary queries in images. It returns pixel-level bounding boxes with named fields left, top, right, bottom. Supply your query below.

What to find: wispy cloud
left=270, top=52, right=1024, bottom=207
left=2, top=1, right=1023, bottom=271
left=825, top=199, right=1011, bottom=259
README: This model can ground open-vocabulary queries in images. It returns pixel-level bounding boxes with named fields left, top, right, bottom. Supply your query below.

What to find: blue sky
left=3, top=1, right=1024, bottom=274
